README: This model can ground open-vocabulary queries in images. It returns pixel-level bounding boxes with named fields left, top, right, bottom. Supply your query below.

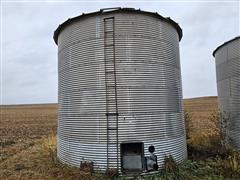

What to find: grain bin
left=54, top=7, right=187, bottom=173
left=213, top=36, right=240, bottom=148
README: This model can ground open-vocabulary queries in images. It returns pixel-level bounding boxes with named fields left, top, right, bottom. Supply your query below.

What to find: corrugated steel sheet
left=53, top=7, right=182, bottom=44
left=214, top=36, right=240, bottom=148
left=55, top=8, right=187, bottom=172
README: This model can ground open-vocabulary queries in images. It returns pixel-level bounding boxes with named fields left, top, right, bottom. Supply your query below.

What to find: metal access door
left=104, top=17, right=119, bottom=170
left=120, top=142, right=144, bottom=173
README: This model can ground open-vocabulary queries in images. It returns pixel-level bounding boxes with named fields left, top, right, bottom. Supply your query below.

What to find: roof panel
left=53, top=7, right=183, bottom=45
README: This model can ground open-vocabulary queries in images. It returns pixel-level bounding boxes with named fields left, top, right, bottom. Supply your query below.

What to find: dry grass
left=0, top=134, right=107, bottom=179
left=183, top=96, right=219, bottom=147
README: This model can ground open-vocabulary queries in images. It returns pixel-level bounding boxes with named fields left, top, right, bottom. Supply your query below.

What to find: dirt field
left=1, top=96, right=239, bottom=179
left=184, top=96, right=219, bottom=142
left=184, top=96, right=218, bottom=116
left=0, top=104, right=57, bottom=163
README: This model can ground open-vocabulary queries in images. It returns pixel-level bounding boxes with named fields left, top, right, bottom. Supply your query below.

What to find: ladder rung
left=106, top=112, right=119, bottom=116
left=107, top=127, right=117, bottom=130
left=106, top=87, right=116, bottom=90
left=105, top=71, right=114, bottom=74
left=104, top=44, right=114, bottom=47
left=104, top=31, right=114, bottom=33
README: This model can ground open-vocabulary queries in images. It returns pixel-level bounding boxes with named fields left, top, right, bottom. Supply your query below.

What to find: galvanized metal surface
left=56, top=9, right=187, bottom=171
left=214, top=36, right=240, bottom=148
left=53, top=8, right=182, bottom=44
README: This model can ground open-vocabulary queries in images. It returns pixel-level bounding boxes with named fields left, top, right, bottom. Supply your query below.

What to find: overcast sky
left=1, top=1, right=239, bottom=105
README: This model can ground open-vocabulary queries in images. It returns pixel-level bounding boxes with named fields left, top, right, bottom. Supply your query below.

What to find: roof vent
left=100, top=7, right=121, bottom=12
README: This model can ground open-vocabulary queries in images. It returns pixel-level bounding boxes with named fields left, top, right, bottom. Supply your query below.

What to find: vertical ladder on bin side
left=104, top=17, right=119, bottom=171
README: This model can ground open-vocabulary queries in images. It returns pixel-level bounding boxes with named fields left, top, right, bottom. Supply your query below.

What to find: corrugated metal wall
left=56, top=10, right=187, bottom=171
left=214, top=37, right=240, bottom=148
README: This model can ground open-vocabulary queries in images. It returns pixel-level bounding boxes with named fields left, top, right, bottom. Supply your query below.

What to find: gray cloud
left=1, top=1, right=239, bottom=104
left=178, top=2, right=239, bottom=98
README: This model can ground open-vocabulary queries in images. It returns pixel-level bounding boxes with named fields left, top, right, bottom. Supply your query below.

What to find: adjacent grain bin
left=213, top=36, right=240, bottom=149
left=54, top=7, right=187, bottom=173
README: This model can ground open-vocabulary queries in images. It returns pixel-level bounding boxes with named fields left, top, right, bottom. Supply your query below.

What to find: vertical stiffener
left=54, top=7, right=187, bottom=173
left=213, top=36, right=240, bottom=148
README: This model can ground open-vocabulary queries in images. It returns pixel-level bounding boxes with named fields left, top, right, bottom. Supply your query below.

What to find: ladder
left=104, top=17, right=119, bottom=171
